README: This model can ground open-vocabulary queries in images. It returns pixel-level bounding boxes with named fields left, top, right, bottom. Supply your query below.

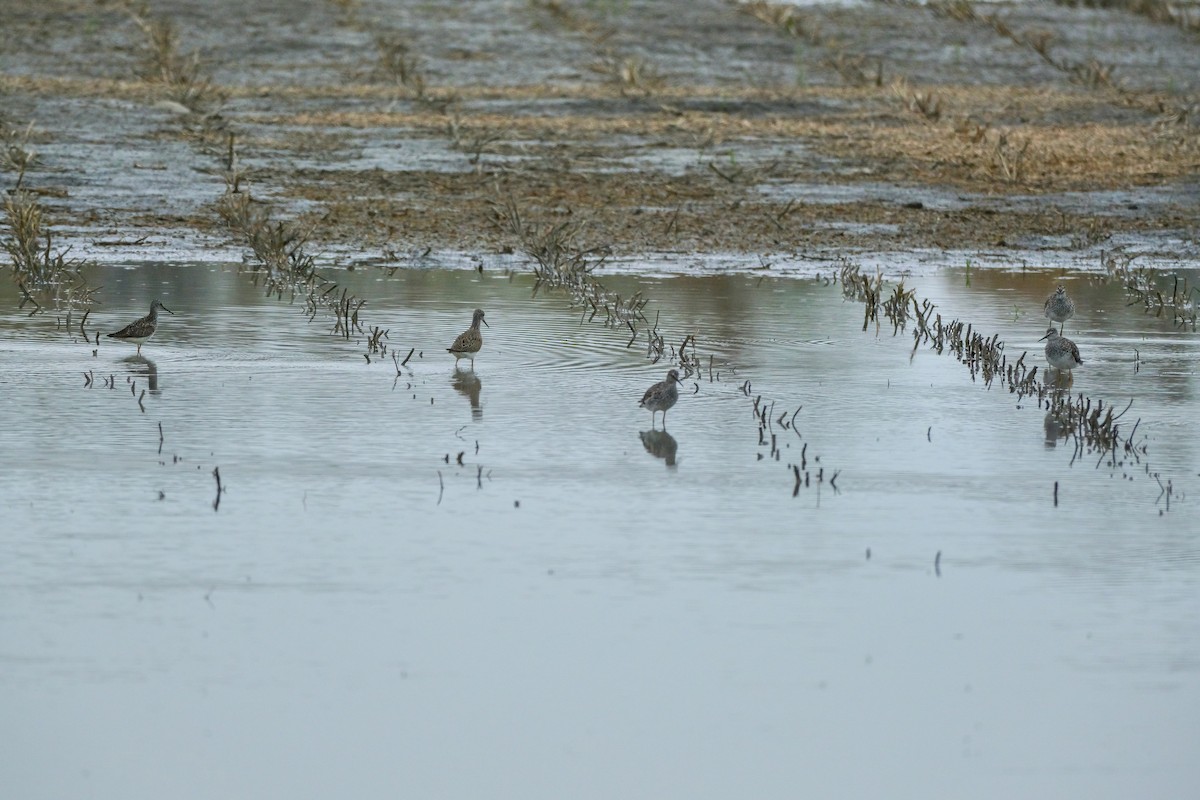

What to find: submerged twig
left=212, top=466, right=223, bottom=512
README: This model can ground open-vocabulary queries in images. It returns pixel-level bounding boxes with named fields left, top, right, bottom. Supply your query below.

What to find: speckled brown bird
left=107, top=299, right=173, bottom=355
left=1043, top=284, right=1075, bottom=334
left=639, top=368, right=683, bottom=429
left=1039, top=326, right=1083, bottom=376
left=447, top=308, right=488, bottom=370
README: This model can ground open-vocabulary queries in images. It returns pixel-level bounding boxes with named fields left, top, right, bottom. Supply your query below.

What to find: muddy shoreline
left=2, top=0, right=1198, bottom=271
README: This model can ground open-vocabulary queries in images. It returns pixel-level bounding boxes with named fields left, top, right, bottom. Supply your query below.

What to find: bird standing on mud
left=107, top=299, right=173, bottom=355
left=640, top=368, right=683, bottom=429
left=448, top=308, right=488, bottom=370
left=1043, top=284, right=1075, bottom=334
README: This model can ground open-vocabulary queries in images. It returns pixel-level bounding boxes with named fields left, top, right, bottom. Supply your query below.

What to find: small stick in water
left=212, top=467, right=223, bottom=512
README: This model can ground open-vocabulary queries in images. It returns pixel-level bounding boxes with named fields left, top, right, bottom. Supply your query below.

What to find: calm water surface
left=1, top=263, right=1197, bottom=799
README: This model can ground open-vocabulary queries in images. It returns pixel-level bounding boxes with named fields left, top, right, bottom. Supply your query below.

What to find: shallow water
left=1, top=263, right=1198, bottom=799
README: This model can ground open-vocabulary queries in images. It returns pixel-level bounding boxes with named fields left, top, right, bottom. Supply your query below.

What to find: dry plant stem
left=1049, top=0, right=1200, bottom=36
left=2, top=190, right=98, bottom=313
left=1100, top=249, right=1199, bottom=330
left=375, top=34, right=424, bottom=95
left=881, top=0, right=1197, bottom=130
left=0, top=116, right=38, bottom=189
left=745, top=0, right=1194, bottom=188
left=216, top=190, right=366, bottom=339
left=492, top=193, right=648, bottom=331
left=836, top=262, right=1161, bottom=498
left=212, top=467, right=223, bottom=511
left=120, top=0, right=226, bottom=114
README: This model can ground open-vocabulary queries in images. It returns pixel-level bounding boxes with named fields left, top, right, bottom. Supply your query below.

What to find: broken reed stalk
left=837, top=261, right=1157, bottom=487
left=738, top=0, right=825, bottom=47
left=1049, top=0, right=1200, bottom=36
left=492, top=194, right=631, bottom=321
left=1, top=115, right=38, bottom=189
left=216, top=189, right=366, bottom=339
left=492, top=194, right=696, bottom=368
left=371, top=31, right=459, bottom=113
left=532, top=0, right=663, bottom=96
left=1101, top=249, right=1198, bottom=330
left=885, top=0, right=1196, bottom=127
left=364, top=325, right=390, bottom=357
left=753, top=386, right=839, bottom=497
left=120, top=1, right=226, bottom=114
left=373, top=33, right=428, bottom=100
left=2, top=190, right=99, bottom=313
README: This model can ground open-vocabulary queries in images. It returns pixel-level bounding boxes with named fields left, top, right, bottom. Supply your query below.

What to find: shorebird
left=1039, top=326, right=1083, bottom=377
left=107, top=299, right=173, bottom=355
left=640, top=368, right=683, bottom=428
left=1043, top=284, right=1075, bottom=334
left=447, top=308, right=488, bottom=370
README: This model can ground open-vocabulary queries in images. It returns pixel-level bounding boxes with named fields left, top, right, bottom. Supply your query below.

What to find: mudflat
left=1, top=0, right=1197, bottom=265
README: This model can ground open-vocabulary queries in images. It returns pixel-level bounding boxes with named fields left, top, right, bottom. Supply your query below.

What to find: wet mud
left=1, top=0, right=1197, bottom=266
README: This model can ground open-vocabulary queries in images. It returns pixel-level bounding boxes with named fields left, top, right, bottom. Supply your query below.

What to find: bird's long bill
left=1038, top=332, right=1052, bottom=341
left=481, top=318, right=490, bottom=328
left=161, top=304, right=175, bottom=314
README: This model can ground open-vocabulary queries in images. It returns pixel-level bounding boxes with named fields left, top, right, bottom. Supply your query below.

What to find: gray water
left=2, top=263, right=1198, bottom=799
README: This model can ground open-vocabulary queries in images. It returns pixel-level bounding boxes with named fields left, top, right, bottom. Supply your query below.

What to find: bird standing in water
left=448, top=308, right=488, bottom=370
left=1039, top=326, right=1083, bottom=377
left=1043, top=285, right=1075, bottom=334
left=107, top=299, right=173, bottom=355
left=640, top=368, right=683, bottom=429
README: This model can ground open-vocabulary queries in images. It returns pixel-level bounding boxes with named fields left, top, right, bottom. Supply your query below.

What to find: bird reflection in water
left=122, top=354, right=160, bottom=395
left=640, top=429, right=678, bottom=467
left=452, top=370, right=482, bottom=419
left=1043, top=411, right=1067, bottom=449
